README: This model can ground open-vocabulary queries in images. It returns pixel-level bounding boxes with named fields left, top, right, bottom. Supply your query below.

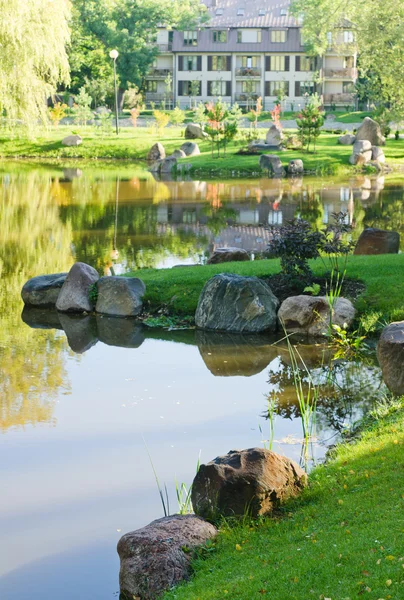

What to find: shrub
left=153, top=110, right=170, bottom=134
left=296, top=94, right=324, bottom=153
left=48, top=102, right=67, bottom=127
left=170, top=106, right=186, bottom=125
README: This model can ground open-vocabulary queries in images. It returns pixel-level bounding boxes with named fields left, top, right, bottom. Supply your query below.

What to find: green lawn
left=163, top=398, right=404, bottom=600
left=333, top=111, right=373, bottom=124
left=130, top=254, right=404, bottom=326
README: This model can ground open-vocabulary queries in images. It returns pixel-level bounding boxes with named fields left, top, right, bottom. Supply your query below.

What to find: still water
left=1, top=163, right=402, bottom=599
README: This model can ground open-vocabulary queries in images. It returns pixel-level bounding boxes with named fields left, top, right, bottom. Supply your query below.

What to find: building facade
left=145, top=0, right=357, bottom=110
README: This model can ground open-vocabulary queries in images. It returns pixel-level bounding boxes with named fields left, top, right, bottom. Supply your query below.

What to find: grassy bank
left=131, top=254, right=404, bottom=325
left=163, top=398, right=404, bottom=600
left=1, top=126, right=403, bottom=176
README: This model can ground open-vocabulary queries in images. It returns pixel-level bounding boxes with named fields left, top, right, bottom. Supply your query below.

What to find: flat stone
left=118, top=515, right=217, bottom=600
left=21, top=273, right=67, bottom=307
left=191, top=448, right=307, bottom=520
left=95, top=276, right=145, bottom=317
left=58, top=313, right=98, bottom=353
left=259, top=154, right=285, bottom=177
left=207, top=247, right=250, bottom=265
left=278, top=295, right=356, bottom=337
left=195, top=273, right=279, bottom=333
left=184, top=123, right=208, bottom=140
left=62, top=135, right=82, bottom=147
left=56, top=262, right=99, bottom=313
left=377, top=321, right=404, bottom=395
left=180, top=142, right=200, bottom=157
left=354, top=228, right=400, bottom=255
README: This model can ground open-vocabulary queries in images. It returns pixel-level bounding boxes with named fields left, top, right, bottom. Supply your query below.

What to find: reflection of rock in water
left=275, top=338, right=333, bottom=369
left=58, top=313, right=98, bottom=354
left=196, top=330, right=278, bottom=377
left=97, top=316, right=145, bottom=348
left=21, top=307, right=63, bottom=330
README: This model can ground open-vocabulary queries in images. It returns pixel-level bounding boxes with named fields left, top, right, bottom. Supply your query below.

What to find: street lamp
left=109, top=49, right=119, bottom=135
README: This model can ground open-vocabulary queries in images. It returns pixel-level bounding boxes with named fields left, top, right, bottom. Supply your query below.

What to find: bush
left=170, top=106, right=186, bottom=125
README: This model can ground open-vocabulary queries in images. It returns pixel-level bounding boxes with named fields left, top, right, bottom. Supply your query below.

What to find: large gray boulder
left=147, top=142, right=166, bottom=162
left=56, top=262, right=99, bottom=313
left=95, top=276, right=145, bottom=317
left=191, top=448, right=307, bottom=520
left=195, top=274, right=279, bottom=333
left=259, top=154, right=285, bottom=177
left=207, top=247, right=250, bottom=265
left=338, top=133, right=355, bottom=145
left=149, top=157, right=177, bottom=174
left=349, top=140, right=372, bottom=165
left=278, top=295, right=356, bottom=337
left=62, top=134, right=82, bottom=147
left=170, top=149, right=186, bottom=159
left=377, top=321, right=404, bottom=395
left=180, top=141, right=200, bottom=157
left=21, top=273, right=67, bottom=307
left=288, top=159, right=304, bottom=175
left=184, top=123, right=207, bottom=140
left=355, top=117, right=386, bottom=146
left=265, top=123, right=284, bottom=146
left=354, top=228, right=400, bottom=255
left=371, top=146, right=386, bottom=163
left=118, top=515, right=217, bottom=600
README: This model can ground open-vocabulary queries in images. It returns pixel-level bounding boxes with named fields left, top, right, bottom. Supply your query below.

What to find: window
left=342, top=81, right=355, bottom=94
left=295, top=81, right=316, bottom=96
left=343, top=30, right=354, bottom=43
left=237, top=8, right=245, bottom=16
left=270, top=56, right=286, bottom=71
left=212, top=56, right=228, bottom=70
left=265, top=81, right=289, bottom=96
left=186, top=56, right=198, bottom=71
left=268, top=211, right=283, bottom=225
left=146, top=80, right=157, bottom=93
left=182, top=209, right=197, bottom=224
left=178, top=80, right=201, bottom=96
left=215, top=8, right=224, bottom=16
left=300, top=56, right=316, bottom=71
left=326, top=32, right=332, bottom=46
left=241, top=56, right=258, bottom=68
left=242, top=81, right=258, bottom=93
left=344, top=56, right=354, bottom=68
left=280, top=9, right=288, bottom=16
left=208, top=81, right=229, bottom=96
left=237, top=30, right=242, bottom=43
left=257, top=29, right=262, bottom=43
left=213, top=30, right=227, bottom=43
left=184, top=31, right=198, bottom=46
left=271, top=30, right=286, bottom=43
left=340, top=188, right=350, bottom=202
left=259, top=9, right=266, bottom=16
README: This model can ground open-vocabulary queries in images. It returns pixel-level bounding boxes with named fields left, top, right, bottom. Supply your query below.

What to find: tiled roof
left=203, top=0, right=300, bottom=28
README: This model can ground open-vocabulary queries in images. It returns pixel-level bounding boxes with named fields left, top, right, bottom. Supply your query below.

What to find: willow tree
left=0, top=0, right=71, bottom=124
left=291, top=0, right=404, bottom=119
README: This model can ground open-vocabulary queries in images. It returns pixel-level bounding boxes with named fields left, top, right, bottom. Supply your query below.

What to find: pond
left=0, top=162, right=402, bottom=599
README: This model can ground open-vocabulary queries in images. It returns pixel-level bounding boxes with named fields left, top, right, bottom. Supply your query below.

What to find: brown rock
left=278, top=295, right=355, bottom=337
left=377, top=321, right=404, bottom=395
left=354, top=228, right=400, bottom=255
left=207, top=247, right=250, bottom=265
left=118, top=515, right=217, bottom=600
left=191, top=448, right=307, bottom=519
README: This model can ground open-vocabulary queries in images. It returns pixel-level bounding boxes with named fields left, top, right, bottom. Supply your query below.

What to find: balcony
left=235, top=67, right=262, bottom=78
left=323, top=68, right=357, bottom=79
left=145, top=93, right=174, bottom=102
left=235, top=93, right=260, bottom=103
left=146, top=68, right=173, bottom=79
left=323, top=93, right=356, bottom=104
left=157, top=43, right=173, bottom=53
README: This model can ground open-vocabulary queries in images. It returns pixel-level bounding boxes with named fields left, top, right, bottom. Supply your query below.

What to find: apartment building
left=145, top=0, right=357, bottom=110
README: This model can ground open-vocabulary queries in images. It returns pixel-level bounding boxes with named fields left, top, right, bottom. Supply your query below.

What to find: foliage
left=270, top=104, right=281, bottom=126
left=88, top=282, right=98, bottom=306
left=49, top=103, right=68, bottom=128
left=194, top=102, right=209, bottom=127
left=303, top=283, right=321, bottom=296
left=296, top=94, right=324, bottom=152
left=170, top=107, right=186, bottom=126
left=205, top=99, right=238, bottom=158
left=124, top=85, right=144, bottom=110
left=129, top=107, right=141, bottom=127
left=0, top=0, right=70, bottom=125
left=248, top=97, right=263, bottom=129
left=72, top=87, right=93, bottom=126
left=153, top=110, right=170, bottom=133
left=292, top=0, right=404, bottom=120
left=319, top=211, right=356, bottom=272
left=267, top=218, right=323, bottom=281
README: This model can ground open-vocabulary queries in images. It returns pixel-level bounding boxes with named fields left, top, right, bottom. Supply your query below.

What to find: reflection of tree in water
left=265, top=355, right=383, bottom=435
left=295, top=189, right=324, bottom=230
left=0, top=170, right=73, bottom=431
left=201, top=202, right=237, bottom=236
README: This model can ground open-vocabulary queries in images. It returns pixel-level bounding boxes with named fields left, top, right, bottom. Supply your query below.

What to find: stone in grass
left=118, top=514, right=217, bottom=600
left=170, top=149, right=187, bottom=159
left=259, top=154, right=285, bottom=177
left=195, top=273, right=279, bottom=333
left=180, top=141, right=200, bottom=156
left=147, top=142, right=166, bottom=162
left=95, top=276, right=145, bottom=317
left=62, top=135, right=82, bottom=147
left=21, top=273, right=67, bottom=307
left=338, top=133, right=355, bottom=145
left=191, top=448, right=307, bottom=520
left=56, top=262, right=99, bottom=313
left=184, top=123, right=208, bottom=140
left=355, top=116, right=386, bottom=146
left=207, top=247, right=250, bottom=265
left=278, top=295, right=355, bottom=337
left=288, top=159, right=304, bottom=175
left=377, top=321, right=404, bottom=396
left=354, top=228, right=400, bottom=255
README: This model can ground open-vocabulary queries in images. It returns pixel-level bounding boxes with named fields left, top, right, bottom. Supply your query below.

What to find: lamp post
left=109, top=49, right=119, bottom=135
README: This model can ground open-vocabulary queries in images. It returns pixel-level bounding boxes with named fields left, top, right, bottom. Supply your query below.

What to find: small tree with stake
left=296, top=93, right=324, bottom=153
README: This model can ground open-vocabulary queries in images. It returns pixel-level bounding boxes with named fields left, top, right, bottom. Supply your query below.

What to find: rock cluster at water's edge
left=56, top=262, right=99, bottom=313
left=278, top=295, right=356, bottom=337
left=21, top=273, right=68, bottom=307
left=207, top=247, right=250, bottom=264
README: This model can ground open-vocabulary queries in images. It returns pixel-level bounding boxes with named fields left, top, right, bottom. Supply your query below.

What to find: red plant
left=271, top=104, right=281, bottom=125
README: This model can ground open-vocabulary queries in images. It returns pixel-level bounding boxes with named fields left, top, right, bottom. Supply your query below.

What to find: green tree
left=70, top=0, right=208, bottom=106
left=291, top=0, right=404, bottom=118
left=0, top=0, right=70, bottom=124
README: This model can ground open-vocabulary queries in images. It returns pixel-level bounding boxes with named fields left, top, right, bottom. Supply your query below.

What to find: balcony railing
left=323, top=93, right=356, bottom=104
left=145, top=93, right=174, bottom=101
left=323, top=68, right=357, bottom=79
left=146, top=68, right=173, bottom=78
left=157, top=43, right=173, bottom=52
left=235, top=93, right=260, bottom=102
left=235, top=67, right=262, bottom=77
